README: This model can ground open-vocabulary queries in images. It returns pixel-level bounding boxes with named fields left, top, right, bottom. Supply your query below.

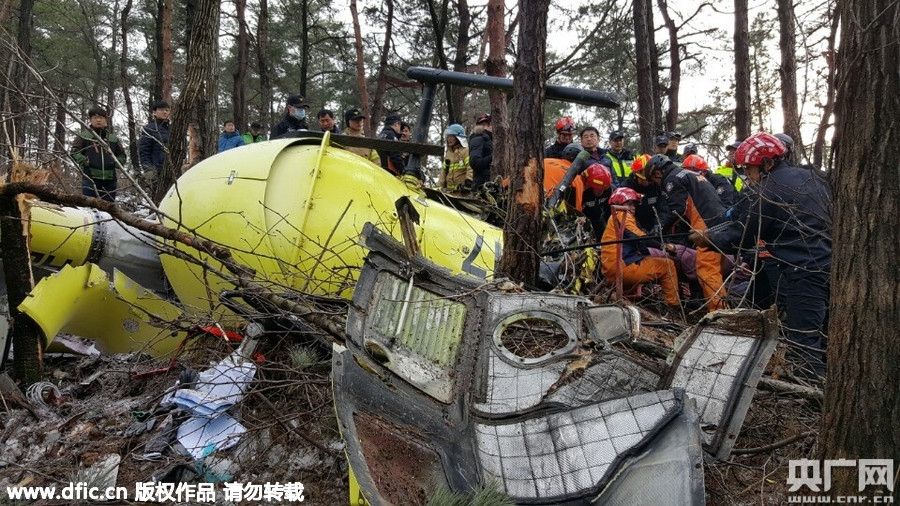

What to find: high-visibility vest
left=605, top=151, right=633, bottom=181
left=714, top=165, right=744, bottom=192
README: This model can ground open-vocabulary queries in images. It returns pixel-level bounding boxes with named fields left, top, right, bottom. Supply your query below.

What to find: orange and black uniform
left=600, top=208, right=680, bottom=306
left=543, top=158, right=585, bottom=211
left=621, top=173, right=669, bottom=232
left=657, top=161, right=728, bottom=311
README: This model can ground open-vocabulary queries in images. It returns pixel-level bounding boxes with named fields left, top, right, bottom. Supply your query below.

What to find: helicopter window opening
left=497, top=316, right=572, bottom=360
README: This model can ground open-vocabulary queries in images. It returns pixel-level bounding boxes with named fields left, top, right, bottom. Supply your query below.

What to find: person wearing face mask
left=270, top=95, right=310, bottom=139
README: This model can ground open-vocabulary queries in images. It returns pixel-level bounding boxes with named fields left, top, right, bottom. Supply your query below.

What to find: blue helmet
left=444, top=124, right=466, bottom=138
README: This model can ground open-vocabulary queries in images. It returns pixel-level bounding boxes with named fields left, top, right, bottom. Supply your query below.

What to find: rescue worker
left=714, top=141, right=745, bottom=192
left=544, top=116, right=576, bottom=159
left=438, top=124, right=472, bottom=192
left=242, top=122, right=266, bottom=144
left=72, top=106, right=127, bottom=202
left=653, top=134, right=669, bottom=155
left=581, top=163, right=614, bottom=234
left=217, top=120, right=245, bottom=152
left=469, top=113, right=493, bottom=187
left=682, top=154, right=738, bottom=208
left=601, top=129, right=633, bottom=184
left=649, top=154, right=728, bottom=311
left=666, top=131, right=683, bottom=161
left=342, top=108, right=380, bottom=163
left=270, top=95, right=310, bottom=138
left=621, top=154, right=669, bottom=233
left=138, top=99, right=171, bottom=194
left=545, top=128, right=607, bottom=208
left=600, top=187, right=681, bottom=311
left=317, top=109, right=341, bottom=134
left=697, top=132, right=831, bottom=377
left=377, top=114, right=406, bottom=175
left=543, top=147, right=585, bottom=211
left=682, top=143, right=698, bottom=157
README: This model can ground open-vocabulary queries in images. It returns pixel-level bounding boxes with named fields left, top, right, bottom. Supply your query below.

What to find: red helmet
left=609, top=187, right=642, bottom=206
left=630, top=154, right=651, bottom=174
left=584, top=164, right=612, bottom=193
left=555, top=116, right=576, bottom=133
left=682, top=154, right=710, bottom=172
left=735, top=132, right=787, bottom=166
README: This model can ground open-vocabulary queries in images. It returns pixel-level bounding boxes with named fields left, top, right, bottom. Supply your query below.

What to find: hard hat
left=682, top=143, right=698, bottom=156
left=654, top=134, right=670, bottom=147
left=648, top=154, right=673, bottom=173
left=735, top=132, right=787, bottom=166
left=725, top=141, right=742, bottom=151
left=630, top=154, right=652, bottom=173
left=774, top=133, right=794, bottom=150
left=682, top=154, right=710, bottom=172
left=609, top=187, right=642, bottom=206
left=584, top=164, right=612, bottom=193
left=562, top=143, right=582, bottom=161
left=555, top=116, right=576, bottom=133
left=444, top=124, right=466, bottom=138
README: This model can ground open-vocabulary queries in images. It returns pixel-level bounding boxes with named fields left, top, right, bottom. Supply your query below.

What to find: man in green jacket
left=71, top=107, right=127, bottom=202
left=241, top=122, right=267, bottom=144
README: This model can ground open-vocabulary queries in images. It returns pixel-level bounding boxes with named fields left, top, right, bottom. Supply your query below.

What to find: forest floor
left=0, top=322, right=821, bottom=505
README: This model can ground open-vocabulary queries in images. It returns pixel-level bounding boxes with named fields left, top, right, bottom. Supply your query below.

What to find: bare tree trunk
left=657, top=0, right=680, bottom=133
left=106, top=0, right=120, bottom=114
left=120, top=0, right=138, bottom=167
left=3, top=0, right=34, bottom=150
left=299, top=0, right=309, bottom=97
left=424, top=0, right=453, bottom=122
left=52, top=95, right=71, bottom=188
left=154, top=0, right=218, bottom=203
left=160, top=0, right=173, bottom=102
left=1, top=0, right=41, bottom=384
left=752, top=46, right=764, bottom=132
left=820, top=0, right=899, bottom=495
left=232, top=0, right=248, bottom=130
left=369, top=0, right=394, bottom=133
left=776, top=0, right=803, bottom=161
left=449, top=0, right=471, bottom=124
left=499, top=0, right=549, bottom=286
left=349, top=0, right=371, bottom=125
left=256, top=0, right=272, bottom=125
left=645, top=1, right=662, bottom=131
left=734, top=0, right=751, bottom=140
left=813, top=8, right=838, bottom=169
left=633, top=0, right=656, bottom=151
left=486, top=0, right=508, bottom=181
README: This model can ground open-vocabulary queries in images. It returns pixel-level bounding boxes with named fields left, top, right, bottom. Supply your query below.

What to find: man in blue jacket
left=697, top=132, right=832, bottom=379
left=218, top=120, right=245, bottom=152
left=138, top=100, right=171, bottom=195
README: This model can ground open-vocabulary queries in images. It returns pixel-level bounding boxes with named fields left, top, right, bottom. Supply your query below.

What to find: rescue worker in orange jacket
left=649, top=154, right=728, bottom=311
left=581, top=164, right=614, bottom=234
left=543, top=144, right=586, bottom=211
left=600, top=187, right=681, bottom=310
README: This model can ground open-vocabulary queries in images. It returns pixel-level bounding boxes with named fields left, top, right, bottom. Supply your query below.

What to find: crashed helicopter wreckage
left=5, top=67, right=779, bottom=504
left=337, top=225, right=778, bottom=505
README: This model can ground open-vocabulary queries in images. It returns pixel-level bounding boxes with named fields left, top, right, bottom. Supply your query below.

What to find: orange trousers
left=619, top=257, right=681, bottom=306
left=695, top=246, right=726, bottom=311
left=685, top=200, right=727, bottom=312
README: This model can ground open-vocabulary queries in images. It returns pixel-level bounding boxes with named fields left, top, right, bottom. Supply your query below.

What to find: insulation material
left=475, top=390, right=681, bottom=501
left=474, top=349, right=567, bottom=414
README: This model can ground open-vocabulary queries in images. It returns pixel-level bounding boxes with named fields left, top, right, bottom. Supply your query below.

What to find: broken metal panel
left=663, top=309, right=779, bottom=460
left=475, top=390, right=683, bottom=502
left=591, top=397, right=705, bottom=505
left=544, top=350, right=660, bottom=407
left=18, top=263, right=185, bottom=357
left=336, top=226, right=713, bottom=505
left=474, top=348, right=568, bottom=414
left=582, top=305, right=641, bottom=345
